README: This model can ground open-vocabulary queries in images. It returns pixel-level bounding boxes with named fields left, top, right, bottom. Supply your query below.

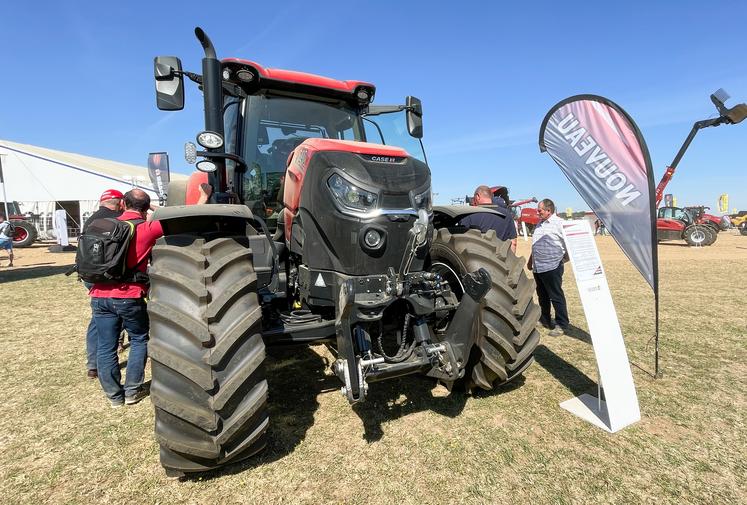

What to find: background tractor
left=148, top=28, right=540, bottom=477
left=1, top=201, right=38, bottom=247
left=656, top=206, right=716, bottom=246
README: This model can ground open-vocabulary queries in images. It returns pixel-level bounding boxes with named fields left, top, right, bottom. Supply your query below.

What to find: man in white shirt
left=0, top=214, right=14, bottom=267
left=527, top=199, right=569, bottom=336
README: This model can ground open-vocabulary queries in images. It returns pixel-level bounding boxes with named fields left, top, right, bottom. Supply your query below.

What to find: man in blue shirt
left=460, top=185, right=517, bottom=252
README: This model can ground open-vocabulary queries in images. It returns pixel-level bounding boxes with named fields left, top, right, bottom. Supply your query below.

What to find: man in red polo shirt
left=89, top=188, right=163, bottom=407
left=91, top=185, right=211, bottom=407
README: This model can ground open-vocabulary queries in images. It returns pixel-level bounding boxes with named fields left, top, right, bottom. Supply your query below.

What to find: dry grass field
left=1, top=232, right=745, bottom=504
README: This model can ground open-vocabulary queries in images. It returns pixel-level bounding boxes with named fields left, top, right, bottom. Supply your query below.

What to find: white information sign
left=558, top=219, right=640, bottom=432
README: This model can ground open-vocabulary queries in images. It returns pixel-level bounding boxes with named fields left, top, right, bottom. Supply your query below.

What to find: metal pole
left=0, top=155, right=10, bottom=220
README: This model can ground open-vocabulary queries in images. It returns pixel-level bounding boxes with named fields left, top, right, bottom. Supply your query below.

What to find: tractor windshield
left=241, top=95, right=363, bottom=223
left=363, top=110, right=427, bottom=164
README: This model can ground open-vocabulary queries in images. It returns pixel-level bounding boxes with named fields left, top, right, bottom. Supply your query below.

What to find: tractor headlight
left=412, top=188, right=432, bottom=213
left=197, top=131, right=224, bottom=149
left=327, top=174, right=378, bottom=213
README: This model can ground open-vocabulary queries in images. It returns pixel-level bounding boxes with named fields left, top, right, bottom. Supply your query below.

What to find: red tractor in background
left=683, top=206, right=730, bottom=232
left=656, top=206, right=716, bottom=246
left=147, top=28, right=540, bottom=477
left=653, top=89, right=746, bottom=246
left=1, top=201, right=38, bottom=248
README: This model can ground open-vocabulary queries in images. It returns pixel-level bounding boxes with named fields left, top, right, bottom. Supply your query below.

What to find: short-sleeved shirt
left=89, top=210, right=164, bottom=299
left=0, top=221, right=13, bottom=241
left=531, top=214, right=566, bottom=273
left=459, top=205, right=517, bottom=242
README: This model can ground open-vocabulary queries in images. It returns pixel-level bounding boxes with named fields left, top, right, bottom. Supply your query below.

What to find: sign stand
left=558, top=220, right=640, bottom=433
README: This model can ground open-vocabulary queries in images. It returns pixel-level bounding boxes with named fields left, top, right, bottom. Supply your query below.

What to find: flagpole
left=0, top=154, right=10, bottom=220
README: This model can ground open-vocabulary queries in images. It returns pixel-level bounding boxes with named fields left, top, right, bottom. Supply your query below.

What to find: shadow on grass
left=533, top=344, right=596, bottom=397
left=185, top=345, right=332, bottom=482
left=181, top=345, right=518, bottom=481
left=564, top=324, right=592, bottom=344
left=0, top=263, right=74, bottom=282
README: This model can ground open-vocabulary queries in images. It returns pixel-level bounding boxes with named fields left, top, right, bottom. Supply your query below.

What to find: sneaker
left=548, top=327, right=566, bottom=337
left=538, top=318, right=552, bottom=329
left=110, top=398, right=125, bottom=408
left=125, top=388, right=149, bottom=406
left=87, top=369, right=98, bottom=379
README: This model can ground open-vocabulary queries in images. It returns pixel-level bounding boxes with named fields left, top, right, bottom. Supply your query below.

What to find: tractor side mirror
left=154, top=56, right=184, bottom=111
left=406, top=96, right=423, bottom=138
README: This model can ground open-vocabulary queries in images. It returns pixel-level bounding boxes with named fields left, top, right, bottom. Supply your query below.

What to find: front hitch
left=431, top=268, right=491, bottom=379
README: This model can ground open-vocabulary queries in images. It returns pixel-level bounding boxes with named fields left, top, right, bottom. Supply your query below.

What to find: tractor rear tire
left=148, top=234, right=268, bottom=475
left=11, top=220, right=37, bottom=248
left=684, top=224, right=713, bottom=247
left=740, top=222, right=747, bottom=236
left=429, top=228, right=541, bottom=391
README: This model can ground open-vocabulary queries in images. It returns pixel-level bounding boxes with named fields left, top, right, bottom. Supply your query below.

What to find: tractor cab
left=155, top=52, right=426, bottom=232
left=658, top=206, right=693, bottom=225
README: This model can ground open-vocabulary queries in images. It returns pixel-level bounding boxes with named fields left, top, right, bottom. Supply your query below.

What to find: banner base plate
left=560, top=393, right=613, bottom=432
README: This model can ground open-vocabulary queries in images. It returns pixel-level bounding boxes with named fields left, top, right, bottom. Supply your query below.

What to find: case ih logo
left=365, top=155, right=402, bottom=163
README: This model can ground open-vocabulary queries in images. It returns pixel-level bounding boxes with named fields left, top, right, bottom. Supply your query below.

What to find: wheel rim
left=691, top=228, right=706, bottom=244
left=13, top=227, right=27, bottom=242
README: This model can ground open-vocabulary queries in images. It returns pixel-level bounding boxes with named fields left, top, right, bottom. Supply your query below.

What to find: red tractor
left=148, top=28, right=540, bottom=477
left=683, top=206, right=729, bottom=233
left=653, top=89, right=746, bottom=246
left=656, top=206, right=716, bottom=246
left=1, top=201, right=38, bottom=248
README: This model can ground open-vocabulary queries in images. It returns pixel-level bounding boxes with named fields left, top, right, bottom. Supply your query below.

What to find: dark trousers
left=533, top=263, right=569, bottom=329
left=92, top=297, right=149, bottom=400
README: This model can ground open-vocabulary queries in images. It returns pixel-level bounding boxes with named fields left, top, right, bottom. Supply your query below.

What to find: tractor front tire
left=740, top=222, right=747, bottom=236
left=683, top=225, right=713, bottom=247
left=429, top=228, right=541, bottom=391
left=12, top=220, right=37, bottom=248
left=148, top=234, right=268, bottom=475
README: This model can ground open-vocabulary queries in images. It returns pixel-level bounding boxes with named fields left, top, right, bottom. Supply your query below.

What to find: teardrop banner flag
left=539, top=95, right=660, bottom=376
left=148, top=152, right=171, bottom=205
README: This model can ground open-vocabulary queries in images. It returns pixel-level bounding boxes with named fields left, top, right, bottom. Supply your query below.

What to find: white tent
left=0, top=139, right=186, bottom=241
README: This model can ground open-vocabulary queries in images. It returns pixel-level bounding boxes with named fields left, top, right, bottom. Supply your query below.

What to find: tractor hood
left=284, top=139, right=432, bottom=278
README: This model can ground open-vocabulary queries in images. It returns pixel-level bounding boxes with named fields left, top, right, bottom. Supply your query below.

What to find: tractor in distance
left=656, top=206, right=716, bottom=246
left=653, top=88, right=746, bottom=246
left=0, top=201, right=38, bottom=247
left=148, top=28, right=540, bottom=477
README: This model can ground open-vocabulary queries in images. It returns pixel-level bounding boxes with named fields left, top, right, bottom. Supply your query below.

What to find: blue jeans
left=92, top=297, right=149, bottom=400
left=84, top=282, right=97, bottom=370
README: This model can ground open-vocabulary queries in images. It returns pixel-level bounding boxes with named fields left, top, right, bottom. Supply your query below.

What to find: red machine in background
left=654, top=89, right=746, bottom=246
left=1, top=201, right=38, bottom=248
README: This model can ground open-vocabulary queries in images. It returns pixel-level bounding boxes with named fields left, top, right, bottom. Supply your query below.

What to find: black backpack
left=75, top=218, right=145, bottom=283
left=2, top=222, right=14, bottom=239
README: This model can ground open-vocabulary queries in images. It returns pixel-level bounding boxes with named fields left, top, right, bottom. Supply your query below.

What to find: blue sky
left=2, top=1, right=745, bottom=211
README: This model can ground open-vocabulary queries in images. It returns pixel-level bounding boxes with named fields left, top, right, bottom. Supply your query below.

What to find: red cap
left=99, top=189, right=124, bottom=202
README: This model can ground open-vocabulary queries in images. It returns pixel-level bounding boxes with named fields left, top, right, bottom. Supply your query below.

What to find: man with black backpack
left=82, top=188, right=159, bottom=407
left=83, top=186, right=211, bottom=408
left=80, top=189, right=124, bottom=380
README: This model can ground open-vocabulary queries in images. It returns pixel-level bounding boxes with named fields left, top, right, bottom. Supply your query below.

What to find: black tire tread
left=430, top=228, right=541, bottom=391
left=149, top=235, right=268, bottom=474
